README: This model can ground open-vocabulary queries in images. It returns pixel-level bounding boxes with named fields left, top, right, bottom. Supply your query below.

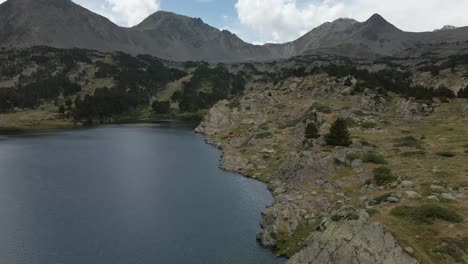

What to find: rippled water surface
left=0, top=124, right=283, bottom=264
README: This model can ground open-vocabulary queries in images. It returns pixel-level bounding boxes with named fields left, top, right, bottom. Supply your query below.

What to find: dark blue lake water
left=0, top=123, right=283, bottom=264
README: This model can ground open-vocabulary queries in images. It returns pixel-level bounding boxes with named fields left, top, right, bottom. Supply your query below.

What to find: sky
left=4, top=0, right=468, bottom=44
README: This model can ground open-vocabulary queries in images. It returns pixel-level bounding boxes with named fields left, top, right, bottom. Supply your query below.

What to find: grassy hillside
left=1, top=45, right=467, bottom=263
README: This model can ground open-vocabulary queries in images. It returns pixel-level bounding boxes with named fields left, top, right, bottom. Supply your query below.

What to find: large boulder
left=279, top=152, right=338, bottom=185
left=278, top=148, right=371, bottom=186
left=288, top=211, right=419, bottom=264
left=257, top=203, right=302, bottom=247
left=350, top=94, right=387, bottom=113
left=195, top=100, right=240, bottom=135
left=397, top=99, right=433, bottom=122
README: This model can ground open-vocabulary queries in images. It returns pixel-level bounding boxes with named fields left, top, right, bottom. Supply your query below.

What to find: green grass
left=353, top=110, right=368, bottom=116
left=331, top=211, right=360, bottom=222
left=255, top=131, right=273, bottom=139
left=366, top=208, right=380, bottom=216
left=0, top=110, right=74, bottom=131
left=361, top=122, right=377, bottom=129
left=258, top=123, right=270, bottom=130
left=346, top=153, right=361, bottom=161
left=227, top=98, right=241, bottom=109
left=275, top=223, right=319, bottom=258
left=311, top=102, right=333, bottom=113
left=390, top=204, right=463, bottom=224
left=347, top=152, right=387, bottom=164
left=400, top=150, right=427, bottom=157
left=394, top=136, right=424, bottom=149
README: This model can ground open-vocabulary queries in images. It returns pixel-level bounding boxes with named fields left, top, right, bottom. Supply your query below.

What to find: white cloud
left=0, top=0, right=160, bottom=27
left=104, top=0, right=160, bottom=26
left=235, top=0, right=468, bottom=43
left=0, top=0, right=180, bottom=28
left=72, top=0, right=160, bottom=27
left=235, top=0, right=345, bottom=43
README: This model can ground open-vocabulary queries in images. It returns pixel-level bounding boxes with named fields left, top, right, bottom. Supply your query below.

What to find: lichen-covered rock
left=279, top=148, right=371, bottom=186
left=288, top=211, right=419, bottom=264
left=257, top=203, right=302, bottom=247
left=195, top=100, right=239, bottom=136
left=397, top=99, right=433, bottom=122
left=350, top=94, right=387, bottom=113
left=219, top=149, right=250, bottom=172
left=405, top=191, right=421, bottom=199
left=461, top=104, right=468, bottom=121
left=399, top=180, right=414, bottom=189
left=279, top=152, right=338, bottom=185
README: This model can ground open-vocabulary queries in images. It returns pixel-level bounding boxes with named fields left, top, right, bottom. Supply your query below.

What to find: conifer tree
left=152, top=100, right=171, bottom=114
left=305, top=122, right=320, bottom=140
left=458, top=86, right=468, bottom=98
left=325, top=118, right=352, bottom=147
left=435, top=85, right=456, bottom=98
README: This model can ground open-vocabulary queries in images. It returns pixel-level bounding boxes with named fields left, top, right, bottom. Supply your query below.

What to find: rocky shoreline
left=195, top=95, right=420, bottom=264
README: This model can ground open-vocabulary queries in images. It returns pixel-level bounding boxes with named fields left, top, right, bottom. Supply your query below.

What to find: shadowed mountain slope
left=1, top=0, right=468, bottom=61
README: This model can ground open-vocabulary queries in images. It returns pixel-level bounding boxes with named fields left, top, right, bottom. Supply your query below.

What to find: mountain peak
left=362, top=13, right=400, bottom=34
left=149, top=10, right=191, bottom=20
left=366, top=13, right=387, bottom=24
left=7, top=0, right=72, bottom=6
left=328, top=17, right=358, bottom=27
left=133, top=10, right=206, bottom=30
left=2, top=0, right=468, bottom=61
left=434, top=25, right=458, bottom=32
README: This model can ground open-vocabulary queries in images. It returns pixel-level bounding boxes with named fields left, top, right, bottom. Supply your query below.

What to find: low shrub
left=366, top=208, right=379, bottom=216
left=434, top=238, right=468, bottom=263
left=359, top=139, right=374, bottom=147
left=312, top=102, right=333, bottom=113
left=255, top=132, right=273, bottom=139
left=436, top=151, right=456, bottom=158
left=227, top=99, right=241, bottom=109
left=373, top=193, right=395, bottom=204
left=346, top=153, right=361, bottom=161
left=362, top=152, right=387, bottom=164
left=373, top=167, right=396, bottom=186
left=394, top=136, right=424, bottom=149
left=361, top=122, right=377, bottom=129
left=401, top=150, right=427, bottom=157
left=275, top=223, right=319, bottom=258
left=331, top=211, right=360, bottom=222
left=258, top=123, right=269, bottom=130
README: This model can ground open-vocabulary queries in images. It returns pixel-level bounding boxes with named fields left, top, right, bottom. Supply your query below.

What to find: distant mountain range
left=1, top=0, right=468, bottom=62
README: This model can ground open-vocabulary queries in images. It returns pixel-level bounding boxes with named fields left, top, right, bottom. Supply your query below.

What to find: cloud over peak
left=72, top=0, right=160, bottom=27
left=235, top=0, right=468, bottom=43
left=235, top=0, right=345, bottom=43
left=105, top=0, right=160, bottom=27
